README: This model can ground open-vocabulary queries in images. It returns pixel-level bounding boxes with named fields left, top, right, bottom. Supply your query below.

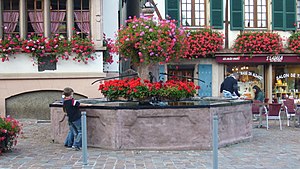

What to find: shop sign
left=216, top=54, right=299, bottom=63
left=266, top=55, right=283, bottom=62
left=240, top=71, right=263, bottom=81
left=276, top=73, right=300, bottom=80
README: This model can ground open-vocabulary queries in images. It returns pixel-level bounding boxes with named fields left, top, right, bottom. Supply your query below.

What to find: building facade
left=122, top=0, right=300, bottom=102
left=0, top=0, right=119, bottom=118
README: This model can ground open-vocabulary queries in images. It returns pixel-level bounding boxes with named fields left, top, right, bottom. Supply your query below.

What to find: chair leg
left=279, top=115, right=282, bottom=130
left=286, top=110, right=290, bottom=126
left=266, top=115, right=269, bottom=130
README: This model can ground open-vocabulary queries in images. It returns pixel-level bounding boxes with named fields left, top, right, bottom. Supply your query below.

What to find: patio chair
left=283, top=98, right=296, bottom=126
left=252, top=100, right=268, bottom=127
left=267, top=103, right=285, bottom=130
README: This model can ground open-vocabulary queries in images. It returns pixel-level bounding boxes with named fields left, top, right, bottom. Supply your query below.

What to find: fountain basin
left=50, top=98, right=252, bottom=150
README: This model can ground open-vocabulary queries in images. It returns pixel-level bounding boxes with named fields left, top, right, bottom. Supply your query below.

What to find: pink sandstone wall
left=51, top=101, right=252, bottom=150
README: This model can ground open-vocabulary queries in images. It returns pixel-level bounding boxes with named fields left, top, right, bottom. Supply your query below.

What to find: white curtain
left=3, top=11, right=19, bottom=33
left=51, top=12, right=66, bottom=33
left=28, top=11, right=44, bottom=33
left=74, top=11, right=90, bottom=33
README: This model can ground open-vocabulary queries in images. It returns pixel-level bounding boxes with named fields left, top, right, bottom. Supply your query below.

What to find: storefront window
left=273, top=65, right=300, bottom=100
left=225, top=65, right=264, bottom=99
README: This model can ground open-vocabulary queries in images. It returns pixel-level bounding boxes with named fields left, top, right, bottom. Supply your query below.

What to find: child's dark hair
left=63, top=87, right=74, bottom=97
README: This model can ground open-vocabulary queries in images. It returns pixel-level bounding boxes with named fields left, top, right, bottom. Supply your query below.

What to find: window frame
left=27, top=0, right=44, bottom=35
left=50, top=0, right=67, bottom=36
left=2, top=0, right=20, bottom=36
left=244, top=0, right=268, bottom=29
left=74, top=0, right=91, bottom=38
left=181, top=0, right=207, bottom=27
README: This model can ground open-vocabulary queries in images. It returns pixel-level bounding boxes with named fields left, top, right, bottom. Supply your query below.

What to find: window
left=3, top=0, right=19, bottom=36
left=244, top=0, right=267, bottom=28
left=74, top=0, right=90, bottom=38
left=27, top=0, right=44, bottom=34
left=225, top=65, right=265, bottom=99
left=51, top=0, right=67, bottom=36
left=181, top=0, right=206, bottom=27
left=168, top=65, right=194, bottom=82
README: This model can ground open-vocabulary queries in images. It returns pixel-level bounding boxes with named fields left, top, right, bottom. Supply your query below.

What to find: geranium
left=288, top=31, right=300, bottom=53
left=184, top=28, right=224, bottom=59
left=111, top=16, right=189, bottom=64
left=98, top=78, right=130, bottom=100
left=233, top=31, right=283, bottom=55
left=71, top=30, right=95, bottom=64
left=21, top=33, right=59, bottom=64
left=98, top=78, right=200, bottom=101
left=0, top=35, right=22, bottom=62
left=0, top=116, right=22, bottom=154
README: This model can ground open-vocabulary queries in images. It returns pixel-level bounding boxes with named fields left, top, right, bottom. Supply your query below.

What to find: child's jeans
left=71, top=118, right=82, bottom=148
left=64, top=122, right=75, bottom=147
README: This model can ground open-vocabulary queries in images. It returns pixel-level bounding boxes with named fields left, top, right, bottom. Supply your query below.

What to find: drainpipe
left=225, top=0, right=229, bottom=49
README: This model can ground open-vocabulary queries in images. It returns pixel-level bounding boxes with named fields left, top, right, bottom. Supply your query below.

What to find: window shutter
left=230, top=0, right=243, bottom=30
left=165, top=0, right=179, bottom=25
left=210, top=0, right=223, bottom=29
left=273, top=0, right=284, bottom=30
left=285, top=0, right=296, bottom=30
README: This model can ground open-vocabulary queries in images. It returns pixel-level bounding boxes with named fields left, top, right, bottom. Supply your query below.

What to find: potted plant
left=0, top=116, right=21, bottom=154
left=0, top=35, right=22, bottom=62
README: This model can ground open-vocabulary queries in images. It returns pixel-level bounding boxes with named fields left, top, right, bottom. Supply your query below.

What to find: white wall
left=0, top=53, right=103, bottom=73
left=103, top=0, right=119, bottom=72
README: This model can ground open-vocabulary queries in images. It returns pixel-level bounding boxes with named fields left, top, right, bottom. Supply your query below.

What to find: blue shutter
left=165, top=0, right=180, bottom=25
left=198, top=64, right=212, bottom=97
left=273, top=0, right=284, bottom=30
left=230, top=0, right=243, bottom=30
left=210, top=0, right=223, bottom=29
left=285, top=0, right=296, bottom=30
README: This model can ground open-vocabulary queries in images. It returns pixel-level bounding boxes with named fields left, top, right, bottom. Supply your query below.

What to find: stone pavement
left=1, top=119, right=300, bottom=169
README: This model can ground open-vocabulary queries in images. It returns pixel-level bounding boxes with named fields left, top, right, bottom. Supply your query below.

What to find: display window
left=225, top=65, right=265, bottom=99
left=272, top=64, right=300, bottom=101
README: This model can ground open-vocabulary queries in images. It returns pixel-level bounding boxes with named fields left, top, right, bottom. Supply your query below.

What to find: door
left=198, top=64, right=212, bottom=97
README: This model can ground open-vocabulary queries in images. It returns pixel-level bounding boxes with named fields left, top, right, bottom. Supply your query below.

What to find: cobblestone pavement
left=1, top=119, right=300, bottom=169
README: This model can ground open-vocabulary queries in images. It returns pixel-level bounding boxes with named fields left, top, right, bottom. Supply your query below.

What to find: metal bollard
left=81, top=111, right=88, bottom=166
left=213, top=114, right=218, bottom=169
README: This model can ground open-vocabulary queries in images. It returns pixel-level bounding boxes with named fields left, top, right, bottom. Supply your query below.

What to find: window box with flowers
left=0, top=116, right=21, bottom=154
left=233, top=31, right=283, bottom=55
left=183, top=28, right=224, bottom=59
left=0, top=31, right=95, bottom=69
left=288, top=31, right=300, bottom=53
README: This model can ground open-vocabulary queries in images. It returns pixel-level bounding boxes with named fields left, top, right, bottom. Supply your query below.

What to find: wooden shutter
left=165, top=0, right=179, bottom=24
left=210, top=0, right=223, bottom=29
left=230, top=0, right=243, bottom=30
left=273, top=0, right=284, bottom=30
left=285, top=0, right=296, bottom=30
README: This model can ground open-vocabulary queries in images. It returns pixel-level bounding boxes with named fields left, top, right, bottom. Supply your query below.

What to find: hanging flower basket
left=233, top=31, right=283, bottom=55
left=110, top=16, right=189, bottom=65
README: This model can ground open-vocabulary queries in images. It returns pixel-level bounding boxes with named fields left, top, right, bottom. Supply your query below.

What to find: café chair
left=283, top=98, right=296, bottom=126
left=252, top=100, right=268, bottom=127
left=267, top=103, right=285, bottom=130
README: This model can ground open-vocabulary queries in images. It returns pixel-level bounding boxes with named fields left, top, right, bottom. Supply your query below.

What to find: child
left=62, top=87, right=91, bottom=151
